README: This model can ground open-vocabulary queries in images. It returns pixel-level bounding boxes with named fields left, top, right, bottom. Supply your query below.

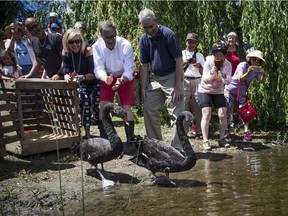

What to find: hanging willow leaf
left=15, top=0, right=288, bottom=129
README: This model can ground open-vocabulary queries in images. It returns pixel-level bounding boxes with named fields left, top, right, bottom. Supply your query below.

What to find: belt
left=184, top=76, right=201, bottom=80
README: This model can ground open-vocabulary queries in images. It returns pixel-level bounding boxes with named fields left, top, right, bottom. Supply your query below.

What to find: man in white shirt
left=92, top=20, right=135, bottom=154
left=182, top=33, right=205, bottom=139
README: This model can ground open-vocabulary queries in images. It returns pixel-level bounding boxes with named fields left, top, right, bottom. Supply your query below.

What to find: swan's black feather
left=71, top=103, right=127, bottom=168
left=130, top=111, right=197, bottom=175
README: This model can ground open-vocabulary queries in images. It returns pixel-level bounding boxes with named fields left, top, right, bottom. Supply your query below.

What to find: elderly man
left=138, top=8, right=184, bottom=152
left=23, top=17, right=63, bottom=80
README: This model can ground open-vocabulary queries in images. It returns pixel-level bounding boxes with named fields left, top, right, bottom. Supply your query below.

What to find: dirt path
left=0, top=122, right=280, bottom=215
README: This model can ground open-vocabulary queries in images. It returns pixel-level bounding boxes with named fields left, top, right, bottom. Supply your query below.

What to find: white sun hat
left=246, top=50, right=265, bottom=63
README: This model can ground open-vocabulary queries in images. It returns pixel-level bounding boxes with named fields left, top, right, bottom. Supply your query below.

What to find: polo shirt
left=139, top=25, right=182, bottom=76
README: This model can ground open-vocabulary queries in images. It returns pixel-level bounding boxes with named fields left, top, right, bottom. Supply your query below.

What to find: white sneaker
left=203, top=141, right=212, bottom=151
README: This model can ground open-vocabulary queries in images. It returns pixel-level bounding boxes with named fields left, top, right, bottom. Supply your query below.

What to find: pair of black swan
left=130, top=111, right=197, bottom=186
left=71, top=102, right=127, bottom=188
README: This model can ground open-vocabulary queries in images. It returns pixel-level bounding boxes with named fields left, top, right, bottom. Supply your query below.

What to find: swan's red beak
left=123, top=116, right=129, bottom=125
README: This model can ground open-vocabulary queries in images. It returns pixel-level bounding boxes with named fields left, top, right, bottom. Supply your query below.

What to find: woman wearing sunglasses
left=62, top=28, right=96, bottom=139
left=224, top=50, right=266, bottom=141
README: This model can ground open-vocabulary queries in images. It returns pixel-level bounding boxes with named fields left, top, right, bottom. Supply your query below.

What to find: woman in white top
left=198, top=42, right=232, bottom=151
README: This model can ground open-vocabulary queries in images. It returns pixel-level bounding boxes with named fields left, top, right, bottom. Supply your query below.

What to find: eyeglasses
left=68, top=39, right=81, bottom=45
left=251, top=57, right=262, bottom=63
left=51, top=28, right=59, bottom=31
left=102, top=35, right=116, bottom=41
left=28, top=23, right=39, bottom=32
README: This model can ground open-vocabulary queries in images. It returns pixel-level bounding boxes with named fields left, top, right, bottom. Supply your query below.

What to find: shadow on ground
left=0, top=149, right=75, bottom=181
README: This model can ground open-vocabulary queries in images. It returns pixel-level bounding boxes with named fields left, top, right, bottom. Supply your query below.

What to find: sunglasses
left=251, top=57, right=262, bottom=63
left=28, top=23, right=39, bottom=32
left=51, top=28, right=60, bottom=31
left=68, top=39, right=81, bottom=45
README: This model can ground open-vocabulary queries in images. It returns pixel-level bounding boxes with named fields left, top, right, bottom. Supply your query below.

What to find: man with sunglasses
left=22, top=17, right=63, bottom=80
left=224, top=50, right=266, bottom=141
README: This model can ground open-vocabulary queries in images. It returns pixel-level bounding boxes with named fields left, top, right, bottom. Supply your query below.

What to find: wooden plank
left=43, top=111, right=75, bottom=121
left=5, top=135, right=79, bottom=156
left=0, top=124, right=18, bottom=134
left=23, top=118, right=38, bottom=125
left=0, top=80, right=16, bottom=90
left=15, top=79, right=79, bottom=90
left=0, top=103, right=16, bottom=111
left=23, top=125, right=38, bottom=131
left=0, top=113, right=17, bottom=123
left=16, top=88, right=25, bottom=140
left=0, top=93, right=16, bottom=101
left=40, top=118, right=77, bottom=134
left=0, top=135, right=19, bottom=146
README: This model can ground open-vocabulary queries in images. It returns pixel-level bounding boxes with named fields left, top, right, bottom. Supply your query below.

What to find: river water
left=56, top=145, right=288, bottom=216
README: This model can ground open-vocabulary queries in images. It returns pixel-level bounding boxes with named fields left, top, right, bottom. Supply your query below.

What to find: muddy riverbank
left=0, top=121, right=284, bottom=215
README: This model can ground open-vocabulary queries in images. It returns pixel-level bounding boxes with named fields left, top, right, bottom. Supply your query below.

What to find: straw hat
left=246, top=50, right=265, bottom=62
left=4, top=23, right=23, bottom=39
left=4, top=23, right=14, bottom=38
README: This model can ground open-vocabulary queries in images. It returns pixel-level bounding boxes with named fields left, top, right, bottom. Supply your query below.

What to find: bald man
left=23, top=17, right=63, bottom=80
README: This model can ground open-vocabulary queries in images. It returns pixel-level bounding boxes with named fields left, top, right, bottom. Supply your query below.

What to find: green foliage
left=241, top=1, right=288, bottom=129
left=1, top=0, right=287, bottom=130
left=0, top=1, right=32, bottom=29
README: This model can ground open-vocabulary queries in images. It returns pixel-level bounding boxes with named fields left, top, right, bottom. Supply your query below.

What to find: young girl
left=0, top=50, right=22, bottom=80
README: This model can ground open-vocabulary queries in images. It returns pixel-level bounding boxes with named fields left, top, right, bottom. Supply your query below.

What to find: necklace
left=71, top=52, right=81, bottom=74
left=39, top=33, right=47, bottom=48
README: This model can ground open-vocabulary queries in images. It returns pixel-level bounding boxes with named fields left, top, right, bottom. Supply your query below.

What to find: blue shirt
left=139, top=25, right=182, bottom=76
left=16, top=42, right=32, bottom=66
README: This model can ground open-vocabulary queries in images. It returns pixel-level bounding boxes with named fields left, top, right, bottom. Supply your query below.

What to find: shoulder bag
left=237, top=80, right=258, bottom=123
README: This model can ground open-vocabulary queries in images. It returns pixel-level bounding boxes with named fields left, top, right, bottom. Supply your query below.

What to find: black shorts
left=198, top=92, right=227, bottom=109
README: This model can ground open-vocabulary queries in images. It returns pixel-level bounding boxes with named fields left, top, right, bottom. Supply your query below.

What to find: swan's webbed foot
left=154, top=174, right=176, bottom=187
left=139, top=172, right=176, bottom=187
left=96, top=169, right=115, bottom=189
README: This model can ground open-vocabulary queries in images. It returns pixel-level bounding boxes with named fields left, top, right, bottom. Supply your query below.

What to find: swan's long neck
left=176, top=113, right=194, bottom=157
left=102, top=105, right=121, bottom=147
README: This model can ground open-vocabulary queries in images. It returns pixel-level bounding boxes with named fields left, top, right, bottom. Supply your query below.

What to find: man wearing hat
left=4, top=23, right=36, bottom=76
left=22, top=17, right=63, bottom=80
left=224, top=50, right=266, bottom=141
left=50, top=23, right=62, bottom=35
left=182, top=32, right=205, bottom=139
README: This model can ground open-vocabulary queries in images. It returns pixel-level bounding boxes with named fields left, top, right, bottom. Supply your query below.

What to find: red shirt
left=226, top=51, right=240, bottom=76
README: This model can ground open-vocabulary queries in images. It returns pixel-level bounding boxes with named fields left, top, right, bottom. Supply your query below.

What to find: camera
left=187, top=57, right=197, bottom=64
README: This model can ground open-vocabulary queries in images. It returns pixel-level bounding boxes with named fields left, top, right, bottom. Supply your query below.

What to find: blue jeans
left=224, top=91, right=247, bottom=125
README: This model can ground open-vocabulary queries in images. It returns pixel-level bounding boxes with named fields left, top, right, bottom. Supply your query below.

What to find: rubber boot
left=123, top=121, right=136, bottom=155
left=98, top=120, right=108, bottom=139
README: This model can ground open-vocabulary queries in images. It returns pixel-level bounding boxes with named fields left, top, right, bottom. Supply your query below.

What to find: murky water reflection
left=55, top=146, right=288, bottom=216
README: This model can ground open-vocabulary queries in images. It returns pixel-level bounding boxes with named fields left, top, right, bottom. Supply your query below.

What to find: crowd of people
left=0, top=8, right=267, bottom=153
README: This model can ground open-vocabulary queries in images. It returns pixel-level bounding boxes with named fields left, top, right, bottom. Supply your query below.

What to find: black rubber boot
left=98, top=120, right=108, bottom=139
left=123, top=121, right=136, bottom=155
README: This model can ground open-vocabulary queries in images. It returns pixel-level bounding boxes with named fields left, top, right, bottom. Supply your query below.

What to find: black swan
left=71, top=102, right=127, bottom=188
left=130, top=111, right=197, bottom=186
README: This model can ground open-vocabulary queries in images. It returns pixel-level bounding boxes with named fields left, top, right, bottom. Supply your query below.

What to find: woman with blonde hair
left=62, top=28, right=96, bottom=139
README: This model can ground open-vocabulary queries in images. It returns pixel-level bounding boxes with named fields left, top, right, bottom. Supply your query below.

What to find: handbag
left=237, top=80, right=258, bottom=123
